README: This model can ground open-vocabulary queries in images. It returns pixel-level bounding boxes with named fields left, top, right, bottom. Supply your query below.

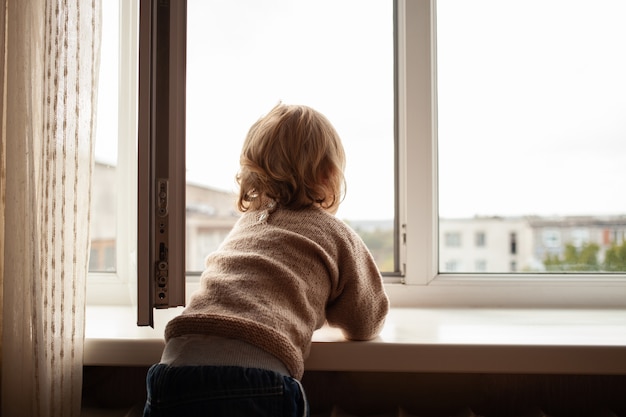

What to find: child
left=143, top=103, right=389, bottom=417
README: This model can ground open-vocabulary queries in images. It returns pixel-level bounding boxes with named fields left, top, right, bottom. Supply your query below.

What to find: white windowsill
left=84, top=306, right=626, bottom=375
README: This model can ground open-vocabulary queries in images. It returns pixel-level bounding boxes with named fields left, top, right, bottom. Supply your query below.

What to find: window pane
left=437, top=0, right=626, bottom=273
left=90, top=0, right=119, bottom=273
left=185, top=0, right=395, bottom=272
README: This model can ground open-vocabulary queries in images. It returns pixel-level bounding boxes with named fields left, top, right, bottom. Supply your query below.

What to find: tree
left=604, top=240, right=626, bottom=272
left=543, top=242, right=600, bottom=271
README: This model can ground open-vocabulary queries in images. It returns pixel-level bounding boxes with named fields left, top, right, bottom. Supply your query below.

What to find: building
left=528, top=215, right=626, bottom=269
left=439, top=215, right=626, bottom=273
left=185, top=181, right=240, bottom=271
left=439, top=216, right=533, bottom=273
left=91, top=162, right=626, bottom=274
left=89, top=161, right=240, bottom=272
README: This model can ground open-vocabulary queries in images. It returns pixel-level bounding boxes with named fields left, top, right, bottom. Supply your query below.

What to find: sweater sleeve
left=325, top=228, right=390, bottom=341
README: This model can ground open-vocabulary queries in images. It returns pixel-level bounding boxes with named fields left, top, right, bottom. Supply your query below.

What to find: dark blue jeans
left=143, top=364, right=309, bottom=417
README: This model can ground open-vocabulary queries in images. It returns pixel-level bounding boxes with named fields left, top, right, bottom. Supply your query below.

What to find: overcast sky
left=96, top=0, right=626, bottom=221
left=184, top=0, right=394, bottom=221
left=436, top=0, right=626, bottom=218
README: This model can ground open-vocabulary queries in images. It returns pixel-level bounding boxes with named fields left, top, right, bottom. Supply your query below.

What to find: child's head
left=236, top=103, right=346, bottom=213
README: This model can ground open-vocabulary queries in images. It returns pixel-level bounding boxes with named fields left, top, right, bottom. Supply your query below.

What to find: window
left=90, top=163, right=117, bottom=272
left=510, top=233, right=517, bottom=255
left=475, top=232, right=486, bottom=248
left=444, top=232, right=462, bottom=248
left=87, top=0, right=138, bottom=306
left=185, top=0, right=396, bottom=274
left=88, top=0, right=626, bottom=310
left=444, top=260, right=459, bottom=273
left=436, top=0, right=626, bottom=275
left=91, top=1, right=120, bottom=274
left=543, top=229, right=562, bottom=249
left=136, top=0, right=187, bottom=319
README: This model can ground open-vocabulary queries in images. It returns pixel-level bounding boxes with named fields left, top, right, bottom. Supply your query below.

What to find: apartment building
left=528, top=215, right=626, bottom=266
left=92, top=162, right=626, bottom=275
left=439, top=215, right=626, bottom=273
left=439, top=217, right=533, bottom=273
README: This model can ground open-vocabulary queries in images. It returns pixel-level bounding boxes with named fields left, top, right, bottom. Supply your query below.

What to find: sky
left=184, top=0, right=394, bottom=221
left=96, top=0, right=626, bottom=221
left=436, top=0, right=626, bottom=218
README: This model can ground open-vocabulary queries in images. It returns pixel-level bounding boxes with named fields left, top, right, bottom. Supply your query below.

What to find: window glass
left=437, top=0, right=626, bottom=273
left=90, top=0, right=119, bottom=273
left=185, top=0, right=395, bottom=273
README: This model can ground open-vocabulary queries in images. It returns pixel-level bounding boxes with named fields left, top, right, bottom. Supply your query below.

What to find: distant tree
left=543, top=242, right=600, bottom=271
left=543, top=253, right=561, bottom=270
left=604, top=240, right=626, bottom=272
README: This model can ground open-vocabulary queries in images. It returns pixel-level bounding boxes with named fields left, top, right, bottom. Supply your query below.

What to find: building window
left=445, top=232, right=462, bottom=248
left=543, top=229, right=561, bottom=249
left=475, top=231, right=486, bottom=247
left=510, top=232, right=517, bottom=255
left=445, top=260, right=459, bottom=272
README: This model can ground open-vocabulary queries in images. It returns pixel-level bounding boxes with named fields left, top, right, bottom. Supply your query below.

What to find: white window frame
left=393, top=0, right=626, bottom=308
left=87, top=0, right=626, bottom=309
left=87, top=0, right=139, bottom=306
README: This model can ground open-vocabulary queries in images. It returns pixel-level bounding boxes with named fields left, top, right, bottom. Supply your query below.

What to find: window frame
left=87, top=0, right=626, bottom=309
left=86, top=0, right=138, bottom=306
left=392, top=0, right=626, bottom=308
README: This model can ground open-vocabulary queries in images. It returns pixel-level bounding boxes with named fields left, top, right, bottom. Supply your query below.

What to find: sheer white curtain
left=0, top=0, right=101, bottom=416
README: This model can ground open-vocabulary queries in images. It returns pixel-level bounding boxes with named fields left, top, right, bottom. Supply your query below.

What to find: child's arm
left=325, top=237, right=390, bottom=341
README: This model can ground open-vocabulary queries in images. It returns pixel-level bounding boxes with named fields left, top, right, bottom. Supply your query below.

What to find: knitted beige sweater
left=164, top=205, right=389, bottom=379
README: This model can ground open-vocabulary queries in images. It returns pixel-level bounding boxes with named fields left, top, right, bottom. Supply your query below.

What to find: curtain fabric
left=1, top=0, right=101, bottom=416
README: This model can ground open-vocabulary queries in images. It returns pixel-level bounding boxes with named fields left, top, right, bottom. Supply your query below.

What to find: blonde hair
left=236, top=103, right=346, bottom=213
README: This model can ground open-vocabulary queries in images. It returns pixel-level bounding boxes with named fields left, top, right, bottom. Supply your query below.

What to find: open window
left=89, top=0, right=625, bottom=316
left=137, top=0, right=187, bottom=326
